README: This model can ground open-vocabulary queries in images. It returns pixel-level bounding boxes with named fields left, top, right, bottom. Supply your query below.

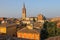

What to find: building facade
left=17, top=24, right=40, bottom=40
left=0, top=23, right=17, bottom=37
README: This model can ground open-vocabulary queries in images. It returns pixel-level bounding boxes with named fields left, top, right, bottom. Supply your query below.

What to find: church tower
left=22, top=3, right=26, bottom=20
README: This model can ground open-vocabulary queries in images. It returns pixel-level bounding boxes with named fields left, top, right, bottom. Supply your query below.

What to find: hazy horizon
left=0, top=0, right=60, bottom=18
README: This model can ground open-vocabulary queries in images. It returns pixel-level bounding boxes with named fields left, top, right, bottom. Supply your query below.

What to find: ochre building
left=17, top=24, right=40, bottom=40
left=0, top=23, right=17, bottom=37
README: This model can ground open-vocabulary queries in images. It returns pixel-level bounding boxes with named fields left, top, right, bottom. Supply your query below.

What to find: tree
left=46, top=22, right=57, bottom=37
left=41, top=21, right=49, bottom=40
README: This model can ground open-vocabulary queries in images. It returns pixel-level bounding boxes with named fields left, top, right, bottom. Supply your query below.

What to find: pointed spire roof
left=23, top=3, right=25, bottom=8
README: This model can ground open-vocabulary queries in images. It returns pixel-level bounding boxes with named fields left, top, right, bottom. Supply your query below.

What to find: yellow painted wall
left=17, top=32, right=40, bottom=40
left=0, top=27, right=6, bottom=33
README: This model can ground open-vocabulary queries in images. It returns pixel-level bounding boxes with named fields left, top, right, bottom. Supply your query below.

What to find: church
left=17, top=3, right=46, bottom=40
left=21, top=3, right=45, bottom=24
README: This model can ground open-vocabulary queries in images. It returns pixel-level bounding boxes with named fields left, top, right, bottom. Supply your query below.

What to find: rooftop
left=17, top=27, right=40, bottom=34
left=0, top=23, right=17, bottom=27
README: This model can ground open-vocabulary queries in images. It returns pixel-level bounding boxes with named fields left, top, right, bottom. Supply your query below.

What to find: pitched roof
left=0, top=23, right=16, bottom=27
left=17, top=27, right=40, bottom=34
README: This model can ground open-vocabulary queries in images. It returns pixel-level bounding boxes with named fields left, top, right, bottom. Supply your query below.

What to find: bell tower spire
left=23, top=3, right=25, bottom=8
left=22, top=3, right=26, bottom=20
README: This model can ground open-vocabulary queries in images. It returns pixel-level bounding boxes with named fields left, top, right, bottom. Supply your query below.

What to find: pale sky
left=0, top=0, right=60, bottom=18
